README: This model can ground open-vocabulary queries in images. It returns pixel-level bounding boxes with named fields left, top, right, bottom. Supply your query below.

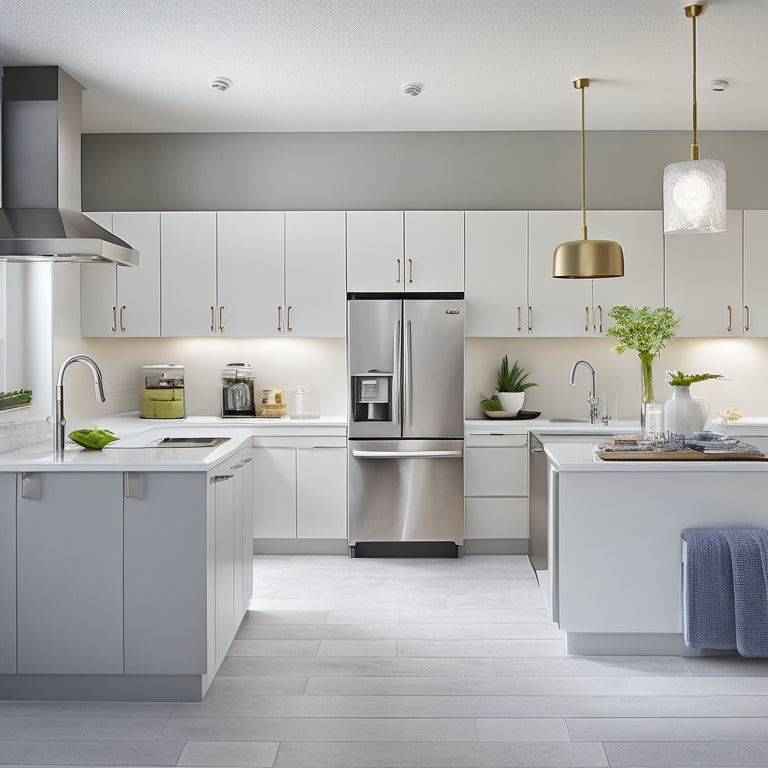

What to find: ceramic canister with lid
left=140, top=364, right=185, bottom=418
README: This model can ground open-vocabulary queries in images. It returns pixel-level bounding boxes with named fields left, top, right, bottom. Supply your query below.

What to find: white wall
left=466, top=337, right=768, bottom=422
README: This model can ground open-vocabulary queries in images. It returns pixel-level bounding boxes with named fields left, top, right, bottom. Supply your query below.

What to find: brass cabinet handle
left=111, top=306, right=117, bottom=332
left=219, top=306, right=224, bottom=332
left=585, top=306, right=590, bottom=333
left=287, top=305, right=293, bottom=332
left=527, top=306, right=532, bottom=332
left=516, top=306, right=521, bottom=332
left=210, top=306, right=216, bottom=332
left=727, top=305, right=732, bottom=332
left=408, top=258, right=413, bottom=284
left=119, top=306, right=126, bottom=332
left=277, top=306, right=283, bottom=331
left=396, top=258, right=401, bottom=283
left=745, top=305, right=751, bottom=332
left=597, top=304, right=603, bottom=334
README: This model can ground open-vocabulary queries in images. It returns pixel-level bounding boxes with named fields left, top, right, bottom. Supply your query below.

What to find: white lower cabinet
left=252, top=437, right=347, bottom=542
left=17, top=472, right=124, bottom=674
left=464, top=432, right=529, bottom=541
left=0, top=474, right=17, bottom=674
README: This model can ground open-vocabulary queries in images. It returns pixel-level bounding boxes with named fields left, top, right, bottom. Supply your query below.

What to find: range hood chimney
left=0, top=66, right=138, bottom=266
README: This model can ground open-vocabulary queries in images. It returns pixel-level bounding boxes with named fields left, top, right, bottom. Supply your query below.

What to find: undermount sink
left=156, top=437, right=229, bottom=448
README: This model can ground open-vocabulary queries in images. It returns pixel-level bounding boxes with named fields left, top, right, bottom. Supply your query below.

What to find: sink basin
left=156, top=437, right=229, bottom=448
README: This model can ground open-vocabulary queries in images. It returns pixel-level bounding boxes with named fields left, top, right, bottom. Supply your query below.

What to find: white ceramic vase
left=497, top=391, right=525, bottom=415
left=663, top=386, right=709, bottom=436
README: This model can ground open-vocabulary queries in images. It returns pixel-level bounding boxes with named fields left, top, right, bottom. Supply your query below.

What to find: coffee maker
left=222, top=363, right=256, bottom=417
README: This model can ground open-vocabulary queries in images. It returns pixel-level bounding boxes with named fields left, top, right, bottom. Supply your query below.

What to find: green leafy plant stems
left=639, top=351, right=655, bottom=404
left=666, top=371, right=723, bottom=387
left=496, top=356, right=538, bottom=393
left=606, top=306, right=680, bottom=357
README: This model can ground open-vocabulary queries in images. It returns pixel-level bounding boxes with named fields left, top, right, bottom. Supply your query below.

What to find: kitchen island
left=543, top=440, right=768, bottom=656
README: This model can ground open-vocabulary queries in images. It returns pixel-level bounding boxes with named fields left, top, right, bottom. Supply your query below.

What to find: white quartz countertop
left=0, top=412, right=347, bottom=472
left=544, top=440, right=768, bottom=473
left=465, top=418, right=640, bottom=435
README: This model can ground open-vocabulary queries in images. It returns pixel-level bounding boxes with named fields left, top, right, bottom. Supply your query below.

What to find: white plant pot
left=497, top=391, right=525, bottom=415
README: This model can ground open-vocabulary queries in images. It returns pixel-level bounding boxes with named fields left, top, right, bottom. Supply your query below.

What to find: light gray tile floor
left=2, top=554, right=768, bottom=767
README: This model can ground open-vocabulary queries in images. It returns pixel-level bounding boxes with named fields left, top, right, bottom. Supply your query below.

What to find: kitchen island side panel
left=0, top=474, right=16, bottom=673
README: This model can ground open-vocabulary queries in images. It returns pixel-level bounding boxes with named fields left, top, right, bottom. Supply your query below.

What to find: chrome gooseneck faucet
left=568, top=359, right=601, bottom=424
left=54, top=355, right=106, bottom=459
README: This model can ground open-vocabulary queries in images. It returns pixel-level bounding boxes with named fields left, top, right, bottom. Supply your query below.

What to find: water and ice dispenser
left=351, top=373, right=393, bottom=422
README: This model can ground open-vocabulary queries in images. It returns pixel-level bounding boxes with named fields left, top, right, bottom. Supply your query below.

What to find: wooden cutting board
left=596, top=448, right=768, bottom=461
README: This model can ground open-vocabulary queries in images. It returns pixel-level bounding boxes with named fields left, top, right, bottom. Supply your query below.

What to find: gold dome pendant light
left=663, top=4, right=726, bottom=234
left=553, top=79, right=624, bottom=279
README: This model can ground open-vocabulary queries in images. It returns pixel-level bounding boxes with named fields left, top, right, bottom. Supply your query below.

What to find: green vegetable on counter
left=68, top=427, right=119, bottom=450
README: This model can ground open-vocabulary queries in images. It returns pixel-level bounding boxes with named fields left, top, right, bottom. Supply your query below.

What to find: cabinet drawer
left=465, top=497, right=528, bottom=539
left=465, top=446, right=528, bottom=496
left=466, top=433, right=528, bottom=448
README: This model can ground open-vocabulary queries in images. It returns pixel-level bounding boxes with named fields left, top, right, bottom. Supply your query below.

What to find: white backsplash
left=0, top=418, right=51, bottom=454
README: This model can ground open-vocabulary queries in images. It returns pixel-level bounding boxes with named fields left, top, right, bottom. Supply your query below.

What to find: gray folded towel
left=682, top=527, right=768, bottom=657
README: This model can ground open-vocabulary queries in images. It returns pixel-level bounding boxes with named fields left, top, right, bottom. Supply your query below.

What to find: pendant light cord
left=576, top=80, right=588, bottom=240
left=688, top=5, right=702, bottom=161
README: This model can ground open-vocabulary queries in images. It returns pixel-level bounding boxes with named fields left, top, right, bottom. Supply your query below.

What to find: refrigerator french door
left=347, top=298, right=465, bottom=549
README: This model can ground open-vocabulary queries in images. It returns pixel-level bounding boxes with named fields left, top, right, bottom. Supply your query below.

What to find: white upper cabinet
left=161, top=211, right=218, bottom=337
left=528, top=212, right=592, bottom=336
left=742, top=211, right=768, bottom=336
left=81, top=211, right=161, bottom=337
left=665, top=210, right=743, bottom=337
left=528, top=211, right=664, bottom=337
left=217, top=211, right=284, bottom=337
left=404, top=211, right=464, bottom=292
left=284, top=211, right=346, bottom=337
left=464, top=211, right=528, bottom=337
left=347, top=211, right=404, bottom=293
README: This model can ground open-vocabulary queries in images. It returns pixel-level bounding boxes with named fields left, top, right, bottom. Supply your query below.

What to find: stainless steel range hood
left=0, top=66, right=138, bottom=266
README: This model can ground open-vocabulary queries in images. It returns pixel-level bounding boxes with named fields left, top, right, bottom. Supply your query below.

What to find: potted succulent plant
left=494, top=356, right=538, bottom=415
left=664, top=371, right=723, bottom=435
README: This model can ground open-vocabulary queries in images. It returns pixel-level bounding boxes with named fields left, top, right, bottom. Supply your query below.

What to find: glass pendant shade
left=553, top=239, right=624, bottom=279
left=663, top=158, right=726, bottom=233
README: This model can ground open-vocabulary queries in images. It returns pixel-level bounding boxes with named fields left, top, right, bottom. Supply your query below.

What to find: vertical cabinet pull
left=219, top=306, right=225, bottom=332
left=527, top=306, right=532, bottom=332
left=585, top=306, right=590, bottom=333
left=277, top=306, right=283, bottom=331
left=516, top=306, right=521, bottom=332
left=119, top=306, right=126, bottom=332
left=210, top=306, right=216, bottom=332
left=111, top=306, right=117, bottom=332
left=727, top=305, right=733, bottom=332
left=287, top=306, right=292, bottom=332
left=396, top=258, right=401, bottom=283
left=408, top=258, right=413, bottom=284
left=20, top=473, right=41, bottom=500
left=596, top=305, right=603, bottom=334
left=745, top=305, right=751, bottom=332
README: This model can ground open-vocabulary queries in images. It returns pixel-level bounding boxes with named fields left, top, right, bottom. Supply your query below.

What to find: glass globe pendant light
left=663, top=4, right=726, bottom=234
left=553, top=78, right=624, bottom=279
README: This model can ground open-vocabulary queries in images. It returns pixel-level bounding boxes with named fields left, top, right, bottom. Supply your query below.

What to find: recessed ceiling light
left=208, top=77, right=233, bottom=92
left=402, top=82, right=424, bottom=96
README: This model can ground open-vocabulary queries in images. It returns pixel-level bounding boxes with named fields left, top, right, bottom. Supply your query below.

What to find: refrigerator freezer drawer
left=348, top=440, right=464, bottom=546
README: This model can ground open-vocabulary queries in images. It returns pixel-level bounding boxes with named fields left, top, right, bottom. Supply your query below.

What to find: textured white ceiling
left=0, top=0, right=763, bottom=133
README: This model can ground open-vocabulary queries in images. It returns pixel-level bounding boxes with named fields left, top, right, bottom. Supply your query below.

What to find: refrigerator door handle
left=392, top=319, right=401, bottom=425
left=404, top=319, right=412, bottom=427
left=352, top=449, right=463, bottom=459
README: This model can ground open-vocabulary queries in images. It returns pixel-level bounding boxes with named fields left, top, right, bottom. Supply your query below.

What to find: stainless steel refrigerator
left=347, top=297, right=465, bottom=554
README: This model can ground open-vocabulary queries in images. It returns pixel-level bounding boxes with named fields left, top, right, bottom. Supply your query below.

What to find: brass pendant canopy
left=553, top=78, right=624, bottom=279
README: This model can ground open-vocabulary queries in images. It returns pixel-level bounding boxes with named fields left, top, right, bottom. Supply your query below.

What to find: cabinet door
left=528, top=212, right=592, bottom=337
left=0, top=474, right=15, bottom=673
left=404, top=211, right=464, bottom=292
left=17, top=472, right=123, bottom=674
left=590, top=211, right=664, bottom=334
left=742, top=211, right=768, bottom=336
left=124, top=472, right=207, bottom=674
left=112, top=212, right=161, bottom=337
left=252, top=447, right=297, bottom=538
left=465, top=446, right=528, bottom=496
left=161, top=211, right=217, bottom=336
left=81, top=212, right=118, bottom=337
left=218, top=211, right=285, bottom=337
left=346, top=211, right=404, bottom=293
left=240, top=455, right=254, bottom=612
left=665, top=210, right=743, bottom=337
left=465, top=497, right=529, bottom=539
left=214, top=471, right=236, bottom=668
left=285, top=211, right=346, bottom=336
left=296, top=447, right=347, bottom=539
left=465, top=211, right=528, bottom=336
